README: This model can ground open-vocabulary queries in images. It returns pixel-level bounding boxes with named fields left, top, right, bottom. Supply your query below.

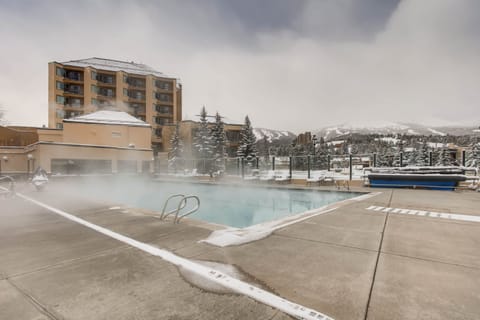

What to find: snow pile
left=65, top=110, right=150, bottom=127
left=179, top=260, right=246, bottom=294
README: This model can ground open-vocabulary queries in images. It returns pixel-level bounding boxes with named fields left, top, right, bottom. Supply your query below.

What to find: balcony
left=133, top=107, right=146, bottom=116
left=127, top=93, right=146, bottom=102
left=64, top=71, right=83, bottom=82
left=125, top=77, right=146, bottom=89
left=154, top=105, right=173, bottom=115
left=154, top=93, right=173, bottom=103
left=63, top=89, right=83, bottom=96
left=95, top=74, right=116, bottom=86
left=153, top=117, right=173, bottom=126
left=155, top=80, right=173, bottom=91
left=97, top=88, right=115, bottom=98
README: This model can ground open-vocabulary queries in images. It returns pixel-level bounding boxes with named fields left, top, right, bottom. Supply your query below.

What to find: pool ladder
left=159, top=194, right=200, bottom=224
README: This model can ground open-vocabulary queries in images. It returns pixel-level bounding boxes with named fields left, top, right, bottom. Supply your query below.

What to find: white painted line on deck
left=16, top=193, right=334, bottom=320
left=365, top=205, right=480, bottom=223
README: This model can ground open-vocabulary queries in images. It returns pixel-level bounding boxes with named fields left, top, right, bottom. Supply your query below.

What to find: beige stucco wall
left=37, top=129, right=63, bottom=143
left=62, top=122, right=151, bottom=149
left=0, top=147, right=29, bottom=174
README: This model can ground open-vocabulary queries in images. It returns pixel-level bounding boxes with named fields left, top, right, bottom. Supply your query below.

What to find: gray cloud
left=0, top=0, right=478, bottom=132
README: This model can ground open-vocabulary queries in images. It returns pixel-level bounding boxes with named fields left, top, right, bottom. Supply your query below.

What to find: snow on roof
left=64, top=110, right=150, bottom=127
left=59, top=57, right=175, bottom=78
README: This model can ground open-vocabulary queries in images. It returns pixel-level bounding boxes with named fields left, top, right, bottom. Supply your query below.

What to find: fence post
left=256, top=157, right=259, bottom=169
left=462, top=150, right=466, bottom=166
left=241, top=158, right=245, bottom=178
left=429, top=151, right=433, bottom=166
left=400, top=152, right=403, bottom=167
left=237, top=158, right=240, bottom=176
left=349, top=154, right=353, bottom=181
left=272, top=156, right=275, bottom=171
left=289, top=156, right=292, bottom=179
left=327, top=154, right=331, bottom=171
left=373, top=153, right=377, bottom=167
left=307, top=155, right=311, bottom=179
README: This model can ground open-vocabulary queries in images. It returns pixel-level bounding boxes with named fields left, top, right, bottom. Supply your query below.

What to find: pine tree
left=407, top=149, right=419, bottom=166
left=436, top=148, right=453, bottom=166
left=260, top=135, right=270, bottom=163
left=168, top=123, right=184, bottom=173
left=465, top=142, right=480, bottom=168
left=376, top=151, right=390, bottom=167
left=417, top=141, right=429, bottom=166
left=407, top=141, right=429, bottom=167
left=211, top=112, right=227, bottom=173
left=193, top=106, right=214, bottom=174
left=237, top=115, right=257, bottom=161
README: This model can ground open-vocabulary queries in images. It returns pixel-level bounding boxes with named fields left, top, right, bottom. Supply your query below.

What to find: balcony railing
left=65, top=72, right=83, bottom=81
left=64, top=89, right=83, bottom=95
left=126, top=78, right=146, bottom=88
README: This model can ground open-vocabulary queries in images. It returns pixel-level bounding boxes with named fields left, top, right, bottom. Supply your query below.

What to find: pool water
left=74, top=178, right=361, bottom=228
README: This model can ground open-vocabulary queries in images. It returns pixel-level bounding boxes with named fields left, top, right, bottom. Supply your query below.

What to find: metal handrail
left=174, top=195, right=200, bottom=224
left=0, top=176, right=15, bottom=196
left=159, top=194, right=185, bottom=220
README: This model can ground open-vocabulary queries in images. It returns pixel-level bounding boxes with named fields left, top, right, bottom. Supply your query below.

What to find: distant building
left=162, top=120, right=243, bottom=158
left=0, top=111, right=153, bottom=175
left=296, top=131, right=312, bottom=145
left=48, top=57, right=182, bottom=152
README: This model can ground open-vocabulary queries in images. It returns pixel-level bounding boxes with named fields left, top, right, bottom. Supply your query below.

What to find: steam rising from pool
left=38, top=176, right=360, bottom=228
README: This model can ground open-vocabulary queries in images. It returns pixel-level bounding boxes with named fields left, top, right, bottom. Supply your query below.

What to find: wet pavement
left=1, top=179, right=479, bottom=320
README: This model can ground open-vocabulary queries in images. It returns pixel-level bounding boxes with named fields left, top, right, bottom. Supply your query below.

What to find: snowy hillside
left=253, top=128, right=296, bottom=143
left=315, top=121, right=478, bottom=140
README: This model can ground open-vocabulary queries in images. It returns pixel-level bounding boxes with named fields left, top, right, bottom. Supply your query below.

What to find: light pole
left=27, top=154, right=33, bottom=179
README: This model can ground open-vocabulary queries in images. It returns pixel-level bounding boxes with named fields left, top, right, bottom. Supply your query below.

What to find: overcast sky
left=0, top=0, right=479, bottom=132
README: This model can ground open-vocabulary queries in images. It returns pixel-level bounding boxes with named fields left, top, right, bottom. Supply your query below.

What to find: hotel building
left=48, top=58, right=182, bottom=152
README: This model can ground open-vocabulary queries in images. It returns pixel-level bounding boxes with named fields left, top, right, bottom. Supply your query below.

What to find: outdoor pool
left=73, top=178, right=361, bottom=228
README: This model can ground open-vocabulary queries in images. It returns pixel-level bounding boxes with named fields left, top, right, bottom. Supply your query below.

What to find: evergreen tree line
left=169, top=107, right=258, bottom=174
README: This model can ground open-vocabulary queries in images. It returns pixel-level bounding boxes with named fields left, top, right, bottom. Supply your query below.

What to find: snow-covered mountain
left=315, top=121, right=479, bottom=140
left=253, top=128, right=296, bottom=143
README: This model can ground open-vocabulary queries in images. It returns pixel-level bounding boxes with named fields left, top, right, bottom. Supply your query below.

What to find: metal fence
left=160, top=150, right=476, bottom=180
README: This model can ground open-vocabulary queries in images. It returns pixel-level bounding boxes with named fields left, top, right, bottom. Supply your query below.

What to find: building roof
left=58, top=57, right=173, bottom=78
left=64, top=111, right=151, bottom=127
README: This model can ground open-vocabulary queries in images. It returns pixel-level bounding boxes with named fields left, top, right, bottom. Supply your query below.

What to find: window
left=91, top=71, right=97, bottom=80
left=91, top=85, right=98, bottom=94
left=56, top=109, right=65, bottom=118
left=91, top=98, right=99, bottom=106
left=56, top=81, right=64, bottom=90
left=155, top=128, right=162, bottom=137
left=123, top=88, right=128, bottom=96
left=56, top=67, right=65, bottom=77
left=123, top=74, right=128, bottom=83
left=56, top=123, right=63, bottom=129
left=56, top=95, right=65, bottom=105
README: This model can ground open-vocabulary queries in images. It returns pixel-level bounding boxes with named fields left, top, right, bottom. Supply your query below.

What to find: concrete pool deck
left=1, top=180, right=479, bottom=320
